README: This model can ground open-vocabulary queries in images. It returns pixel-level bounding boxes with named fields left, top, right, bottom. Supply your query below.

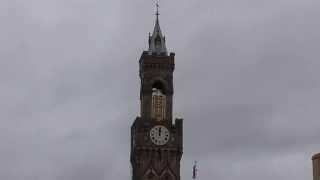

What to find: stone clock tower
left=130, top=7, right=183, bottom=180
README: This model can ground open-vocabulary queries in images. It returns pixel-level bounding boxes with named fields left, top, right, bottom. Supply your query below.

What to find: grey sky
left=1, top=0, right=320, bottom=179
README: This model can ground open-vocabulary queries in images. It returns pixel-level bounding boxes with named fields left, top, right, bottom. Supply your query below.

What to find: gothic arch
left=150, top=77, right=169, bottom=95
left=143, top=169, right=159, bottom=180
left=160, top=169, right=176, bottom=180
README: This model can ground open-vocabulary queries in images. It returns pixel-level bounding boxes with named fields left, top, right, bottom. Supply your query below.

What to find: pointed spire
left=148, top=1, right=168, bottom=56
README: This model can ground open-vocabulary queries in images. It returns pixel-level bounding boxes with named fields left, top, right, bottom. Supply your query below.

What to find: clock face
left=149, top=125, right=170, bottom=145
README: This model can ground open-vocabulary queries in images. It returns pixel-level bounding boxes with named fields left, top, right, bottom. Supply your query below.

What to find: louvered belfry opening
left=151, top=81, right=167, bottom=121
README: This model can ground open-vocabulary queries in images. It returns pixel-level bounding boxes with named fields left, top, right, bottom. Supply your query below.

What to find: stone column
left=313, top=153, right=320, bottom=180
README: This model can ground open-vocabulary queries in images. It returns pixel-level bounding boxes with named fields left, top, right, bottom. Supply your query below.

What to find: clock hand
left=159, top=127, right=161, bottom=136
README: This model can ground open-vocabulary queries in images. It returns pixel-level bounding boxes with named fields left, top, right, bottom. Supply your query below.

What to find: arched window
left=155, top=35, right=162, bottom=52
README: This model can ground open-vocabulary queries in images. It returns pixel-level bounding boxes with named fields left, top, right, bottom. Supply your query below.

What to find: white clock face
left=150, top=125, right=170, bottom=145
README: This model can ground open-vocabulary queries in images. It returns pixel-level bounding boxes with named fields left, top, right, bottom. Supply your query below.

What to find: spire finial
left=155, top=0, right=160, bottom=20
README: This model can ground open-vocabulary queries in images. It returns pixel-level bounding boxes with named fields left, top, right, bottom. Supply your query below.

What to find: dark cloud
left=0, top=0, right=319, bottom=179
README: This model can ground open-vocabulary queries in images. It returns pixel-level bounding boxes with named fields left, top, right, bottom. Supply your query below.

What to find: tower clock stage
left=130, top=4, right=183, bottom=180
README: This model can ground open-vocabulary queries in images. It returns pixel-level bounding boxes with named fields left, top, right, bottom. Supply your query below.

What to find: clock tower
left=130, top=5, right=183, bottom=180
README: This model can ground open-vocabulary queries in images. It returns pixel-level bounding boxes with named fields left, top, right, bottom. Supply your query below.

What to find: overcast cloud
left=1, top=0, right=320, bottom=179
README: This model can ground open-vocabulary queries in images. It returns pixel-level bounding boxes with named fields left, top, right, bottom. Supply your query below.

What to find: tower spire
left=148, top=0, right=168, bottom=56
